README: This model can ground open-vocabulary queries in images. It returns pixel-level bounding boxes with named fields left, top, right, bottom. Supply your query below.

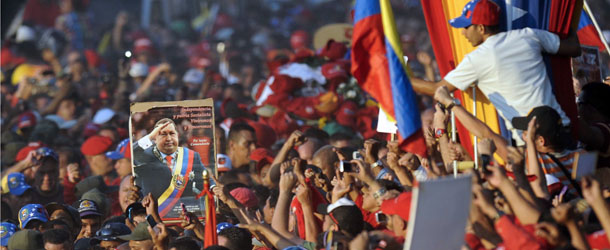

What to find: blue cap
left=216, top=222, right=234, bottom=234
left=0, top=222, right=18, bottom=246
left=449, top=0, right=500, bottom=28
left=6, top=172, right=31, bottom=196
left=106, top=138, right=131, bottom=160
left=18, top=204, right=49, bottom=229
left=37, top=147, right=58, bottom=160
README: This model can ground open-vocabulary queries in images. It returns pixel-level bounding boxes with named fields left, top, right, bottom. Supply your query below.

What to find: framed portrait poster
left=129, top=99, right=216, bottom=223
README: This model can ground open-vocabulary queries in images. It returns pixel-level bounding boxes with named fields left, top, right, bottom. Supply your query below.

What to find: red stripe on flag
left=351, top=14, right=395, bottom=118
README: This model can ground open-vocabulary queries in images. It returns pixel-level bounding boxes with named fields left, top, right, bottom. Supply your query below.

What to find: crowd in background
left=2, top=0, right=610, bottom=249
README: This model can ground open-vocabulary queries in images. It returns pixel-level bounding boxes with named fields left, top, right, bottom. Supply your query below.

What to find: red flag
left=203, top=181, right=217, bottom=247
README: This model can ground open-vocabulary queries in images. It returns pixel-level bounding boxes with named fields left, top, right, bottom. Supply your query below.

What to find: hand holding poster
left=130, top=99, right=216, bottom=223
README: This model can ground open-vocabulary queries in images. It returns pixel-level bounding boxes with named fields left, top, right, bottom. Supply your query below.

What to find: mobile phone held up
left=339, top=161, right=359, bottom=173
left=146, top=214, right=157, bottom=228
left=181, top=203, right=191, bottom=224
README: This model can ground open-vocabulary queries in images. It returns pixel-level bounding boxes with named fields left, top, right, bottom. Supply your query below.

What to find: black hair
left=203, top=246, right=230, bottom=250
left=42, top=228, right=71, bottom=245
left=267, top=188, right=280, bottom=208
left=217, top=227, right=253, bottom=250
left=304, top=128, right=330, bottom=144
left=42, top=219, right=70, bottom=231
left=219, top=170, right=249, bottom=186
left=251, top=184, right=270, bottom=209
left=329, top=132, right=353, bottom=143
left=581, top=82, right=610, bottom=119
left=377, top=179, right=405, bottom=193
left=169, top=237, right=200, bottom=250
left=484, top=25, right=501, bottom=34
left=227, top=123, right=255, bottom=143
left=332, top=206, right=364, bottom=237
left=102, top=215, right=127, bottom=226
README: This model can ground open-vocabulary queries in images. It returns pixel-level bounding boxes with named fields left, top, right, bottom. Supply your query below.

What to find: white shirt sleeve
left=531, top=28, right=560, bottom=54
left=137, top=135, right=153, bottom=149
left=443, top=55, right=477, bottom=91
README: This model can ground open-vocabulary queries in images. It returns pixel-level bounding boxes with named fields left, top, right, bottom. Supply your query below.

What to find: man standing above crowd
left=409, top=0, right=581, bottom=142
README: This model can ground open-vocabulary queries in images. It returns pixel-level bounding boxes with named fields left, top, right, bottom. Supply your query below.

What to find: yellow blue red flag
left=351, top=0, right=427, bottom=157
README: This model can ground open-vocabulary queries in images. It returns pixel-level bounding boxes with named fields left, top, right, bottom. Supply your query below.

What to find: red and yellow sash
left=157, top=147, right=194, bottom=216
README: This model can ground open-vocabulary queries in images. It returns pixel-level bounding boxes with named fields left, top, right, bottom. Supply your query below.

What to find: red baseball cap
left=230, top=187, right=259, bottom=209
left=15, top=142, right=42, bottom=162
left=335, top=101, right=358, bottom=128
left=270, top=75, right=303, bottom=94
left=449, top=0, right=500, bottom=28
left=320, top=39, right=348, bottom=61
left=246, top=121, right=277, bottom=149
left=250, top=148, right=274, bottom=171
left=16, top=112, right=37, bottom=129
left=81, top=135, right=113, bottom=156
left=321, top=62, right=348, bottom=80
left=133, top=38, right=154, bottom=54
left=290, top=30, right=309, bottom=50
left=380, top=191, right=412, bottom=222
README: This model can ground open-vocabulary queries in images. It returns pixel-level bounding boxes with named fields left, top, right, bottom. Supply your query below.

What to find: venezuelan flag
left=421, top=0, right=582, bottom=159
left=577, top=7, right=606, bottom=52
left=351, top=0, right=426, bottom=157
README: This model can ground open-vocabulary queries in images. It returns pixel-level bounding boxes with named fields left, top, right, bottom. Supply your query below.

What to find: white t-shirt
left=444, top=28, right=570, bottom=130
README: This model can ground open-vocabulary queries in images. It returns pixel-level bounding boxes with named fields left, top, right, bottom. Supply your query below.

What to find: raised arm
left=434, top=86, right=509, bottom=161
left=410, top=77, right=456, bottom=97
left=556, top=29, right=581, bottom=57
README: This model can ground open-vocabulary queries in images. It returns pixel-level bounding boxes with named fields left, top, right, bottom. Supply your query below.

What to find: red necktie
left=165, top=155, right=173, bottom=169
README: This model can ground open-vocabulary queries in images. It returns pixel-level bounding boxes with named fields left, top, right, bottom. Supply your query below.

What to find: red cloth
left=22, top=0, right=61, bottom=27
left=494, top=215, right=547, bottom=250
left=81, top=135, right=113, bottom=156
left=290, top=180, right=328, bottom=239
left=464, top=233, right=485, bottom=250
left=246, top=121, right=277, bottom=150
left=62, top=177, right=78, bottom=205
left=354, top=194, right=380, bottom=229
left=547, top=0, right=580, bottom=139
left=587, top=230, right=610, bottom=249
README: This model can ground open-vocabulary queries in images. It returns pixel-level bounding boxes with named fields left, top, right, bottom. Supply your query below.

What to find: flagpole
left=472, top=87, right=478, bottom=170
left=583, top=0, right=610, bottom=56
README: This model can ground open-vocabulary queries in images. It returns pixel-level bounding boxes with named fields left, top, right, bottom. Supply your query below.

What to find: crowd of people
left=2, top=0, right=610, bottom=249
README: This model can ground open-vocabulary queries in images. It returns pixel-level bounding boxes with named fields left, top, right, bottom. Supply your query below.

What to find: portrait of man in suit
left=132, top=118, right=205, bottom=211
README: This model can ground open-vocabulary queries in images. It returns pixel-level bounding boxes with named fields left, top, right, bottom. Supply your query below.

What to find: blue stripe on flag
left=354, top=0, right=381, bottom=24
left=384, top=39, right=421, bottom=138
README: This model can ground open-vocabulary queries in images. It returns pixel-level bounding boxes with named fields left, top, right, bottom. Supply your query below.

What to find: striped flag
left=577, top=8, right=606, bottom=52
left=351, top=0, right=427, bottom=157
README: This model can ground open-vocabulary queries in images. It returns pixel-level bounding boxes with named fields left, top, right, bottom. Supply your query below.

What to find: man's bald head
left=312, top=145, right=339, bottom=180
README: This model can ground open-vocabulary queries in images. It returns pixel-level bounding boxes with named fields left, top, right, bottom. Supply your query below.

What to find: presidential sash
left=157, top=147, right=194, bottom=216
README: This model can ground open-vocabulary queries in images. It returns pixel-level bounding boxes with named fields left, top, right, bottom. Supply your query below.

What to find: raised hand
left=483, top=165, right=508, bottom=188
left=149, top=122, right=171, bottom=141
left=363, top=139, right=381, bottom=164
left=581, top=176, right=603, bottom=206
left=67, top=163, right=81, bottom=183
left=126, top=176, right=142, bottom=205
left=286, top=130, right=306, bottom=147
left=279, top=172, right=297, bottom=192
left=551, top=203, right=575, bottom=225
left=147, top=222, right=169, bottom=249
left=434, top=86, right=454, bottom=107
